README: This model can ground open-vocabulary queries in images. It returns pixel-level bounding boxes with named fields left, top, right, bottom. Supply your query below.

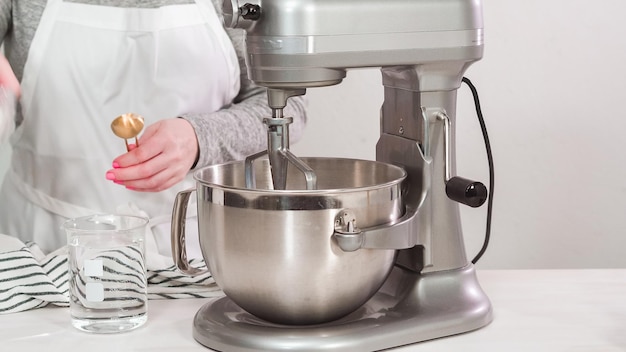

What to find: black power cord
left=461, top=77, right=494, bottom=264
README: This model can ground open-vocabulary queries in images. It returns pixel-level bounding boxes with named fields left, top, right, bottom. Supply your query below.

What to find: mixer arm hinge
left=333, top=206, right=421, bottom=252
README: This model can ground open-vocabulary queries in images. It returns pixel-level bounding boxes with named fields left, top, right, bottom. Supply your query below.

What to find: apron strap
left=8, top=168, right=98, bottom=219
left=7, top=168, right=197, bottom=222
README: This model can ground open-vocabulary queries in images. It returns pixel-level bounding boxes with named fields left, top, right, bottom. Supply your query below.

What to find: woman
left=0, top=0, right=307, bottom=256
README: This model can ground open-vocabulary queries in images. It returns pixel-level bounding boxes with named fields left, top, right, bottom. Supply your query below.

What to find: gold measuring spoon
left=111, top=113, right=144, bottom=152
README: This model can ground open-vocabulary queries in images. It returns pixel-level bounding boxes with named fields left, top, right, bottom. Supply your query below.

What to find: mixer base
left=192, top=264, right=492, bottom=351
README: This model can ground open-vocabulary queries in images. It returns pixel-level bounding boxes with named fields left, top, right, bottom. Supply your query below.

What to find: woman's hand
left=0, top=55, right=20, bottom=143
left=0, top=55, right=21, bottom=97
left=106, top=118, right=199, bottom=192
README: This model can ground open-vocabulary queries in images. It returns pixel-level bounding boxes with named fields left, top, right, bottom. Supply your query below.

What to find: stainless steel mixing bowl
left=173, top=157, right=406, bottom=325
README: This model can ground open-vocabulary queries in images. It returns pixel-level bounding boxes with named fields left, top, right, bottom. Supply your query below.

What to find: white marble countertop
left=1, top=269, right=625, bottom=351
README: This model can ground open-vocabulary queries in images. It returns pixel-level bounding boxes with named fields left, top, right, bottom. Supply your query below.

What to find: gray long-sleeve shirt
left=0, top=0, right=307, bottom=169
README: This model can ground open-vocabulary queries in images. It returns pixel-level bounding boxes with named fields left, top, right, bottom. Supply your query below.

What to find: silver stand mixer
left=172, top=0, right=493, bottom=350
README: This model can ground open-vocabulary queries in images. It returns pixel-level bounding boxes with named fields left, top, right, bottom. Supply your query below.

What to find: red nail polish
left=114, top=180, right=123, bottom=185
left=126, top=186, right=136, bottom=191
left=113, top=162, right=120, bottom=168
left=106, top=172, right=115, bottom=181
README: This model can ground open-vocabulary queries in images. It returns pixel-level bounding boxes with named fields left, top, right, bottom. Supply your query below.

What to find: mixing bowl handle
left=171, top=188, right=207, bottom=276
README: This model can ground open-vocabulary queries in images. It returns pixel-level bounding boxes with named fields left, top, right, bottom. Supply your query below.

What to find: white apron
left=0, top=0, right=239, bottom=257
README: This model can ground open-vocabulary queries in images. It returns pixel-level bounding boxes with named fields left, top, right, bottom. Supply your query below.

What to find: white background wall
left=2, top=0, right=625, bottom=269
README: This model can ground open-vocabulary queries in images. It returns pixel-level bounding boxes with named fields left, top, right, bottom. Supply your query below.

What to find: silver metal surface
left=226, top=0, right=483, bottom=89
left=378, top=71, right=470, bottom=273
left=186, top=0, right=492, bottom=349
left=193, top=265, right=492, bottom=352
left=434, top=110, right=454, bottom=182
left=253, top=88, right=313, bottom=190
left=171, top=188, right=204, bottom=276
left=245, top=118, right=318, bottom=191
left=189, top=158, right=406, bottom=325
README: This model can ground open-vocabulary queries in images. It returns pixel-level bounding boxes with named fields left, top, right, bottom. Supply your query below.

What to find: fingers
left=109, top=153, right=187, bottom=192
left=0, top=55, right=21, bottom=98
left=121, top=137, right=160, bottom=166
left=105, top=118, right=198, bottom=192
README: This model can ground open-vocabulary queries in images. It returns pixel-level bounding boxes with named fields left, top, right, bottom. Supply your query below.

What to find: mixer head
left=223, top=0, right=483, bottom=90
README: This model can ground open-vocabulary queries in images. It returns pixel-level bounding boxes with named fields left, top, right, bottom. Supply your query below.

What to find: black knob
left=446, top=176, right=488, bottom=208
left=240, top=3, right=261, bottom=20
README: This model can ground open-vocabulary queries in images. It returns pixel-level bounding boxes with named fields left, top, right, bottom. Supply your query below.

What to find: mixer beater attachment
left=245, top=88, right=317, bottom=190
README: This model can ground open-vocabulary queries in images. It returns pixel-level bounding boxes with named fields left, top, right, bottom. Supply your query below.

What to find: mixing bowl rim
left=192, top=156, right=407, bottom=194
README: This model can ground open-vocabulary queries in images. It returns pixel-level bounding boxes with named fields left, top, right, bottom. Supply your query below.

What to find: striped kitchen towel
left=0, top=234, right=223, bottom=314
